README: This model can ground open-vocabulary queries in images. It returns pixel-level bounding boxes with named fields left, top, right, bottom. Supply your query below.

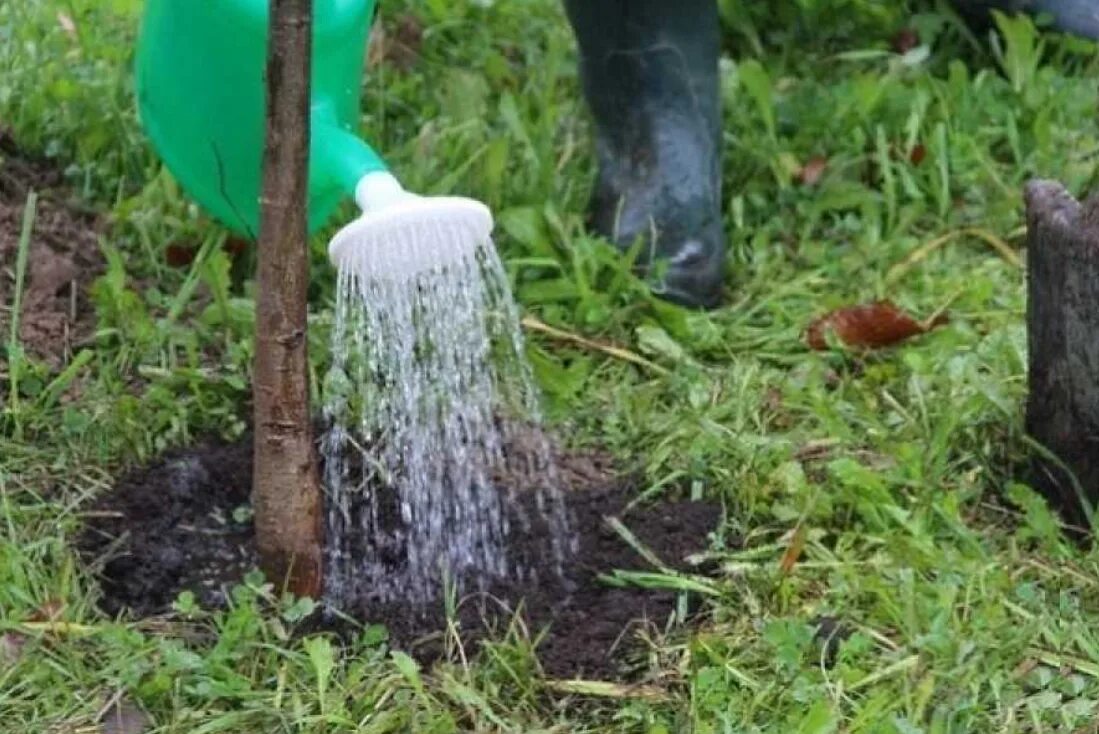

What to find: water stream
left=320, top=229, right=575, bottom=608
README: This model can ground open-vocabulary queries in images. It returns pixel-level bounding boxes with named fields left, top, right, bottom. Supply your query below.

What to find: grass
left=2, top=0, right=1099, bottom=730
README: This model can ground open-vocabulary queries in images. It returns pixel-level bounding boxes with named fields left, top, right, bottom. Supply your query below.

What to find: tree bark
left=1024, top=179, right=1099, bottom=531
left=253, top=0, right=324, bottom=597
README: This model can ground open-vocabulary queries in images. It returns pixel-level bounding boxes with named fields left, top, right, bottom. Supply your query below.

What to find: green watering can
left=136, top=0, right=492, bottom=277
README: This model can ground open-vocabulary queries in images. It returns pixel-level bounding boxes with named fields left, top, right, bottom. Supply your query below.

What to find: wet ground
left=78, top=432, right=722, bottom=679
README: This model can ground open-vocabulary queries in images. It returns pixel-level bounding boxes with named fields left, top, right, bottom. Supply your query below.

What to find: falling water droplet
left=320, top=226, right=575, bottom=609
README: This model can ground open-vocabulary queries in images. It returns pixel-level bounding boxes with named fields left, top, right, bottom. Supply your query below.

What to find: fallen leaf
left=805, top=300, right=948, bottom=351
left=27, top=598, right=65, bottom=623
left=164, top=243, right=196, bottom=268
left=887, top=142, right=926, bottom=166
left=100, top=697, right=152, bottom=734
left=891, top=28, right=920, bottom=54
left=796, top=156, right=828, bottom=186
left=57, top=11, right=77, bottom=38
left=793, top=438, right=840, bottom=463
left=223, top=236, right=250, bottom=257
left=779, top=525, right=807, bottom=574
left=909, top=143, right=927, bottom=166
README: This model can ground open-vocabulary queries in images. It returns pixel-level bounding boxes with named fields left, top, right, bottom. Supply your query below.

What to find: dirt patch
left=0, top=130, right=103, bottom=368
left=78, top=434, right=722, bottom=679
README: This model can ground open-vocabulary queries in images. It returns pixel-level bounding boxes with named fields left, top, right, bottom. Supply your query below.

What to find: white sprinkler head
left=328, top=172, right=494, bottom=281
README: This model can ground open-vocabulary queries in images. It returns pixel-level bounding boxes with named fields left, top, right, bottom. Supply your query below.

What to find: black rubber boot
left=953, top=0, right=1099, bottom=39
left=562, top=0, right=725, bottom=310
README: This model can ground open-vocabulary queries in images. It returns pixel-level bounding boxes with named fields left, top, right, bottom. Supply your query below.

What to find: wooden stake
left=1024, top=179, right=1099, bottom=531
left=252, top=0, right=324, bottom=597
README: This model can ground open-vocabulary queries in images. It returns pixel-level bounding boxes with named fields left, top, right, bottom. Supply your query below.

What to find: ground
left=2, top=0, right=1099, bottom=732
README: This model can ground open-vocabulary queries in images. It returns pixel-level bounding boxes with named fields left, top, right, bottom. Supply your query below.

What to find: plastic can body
left=136, top=0, right=381, bottom=237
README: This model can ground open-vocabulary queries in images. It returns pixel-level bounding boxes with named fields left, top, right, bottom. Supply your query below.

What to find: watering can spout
left=310, top=115, right=389, bottom=197
left=310, top=93, right=494, bottom=276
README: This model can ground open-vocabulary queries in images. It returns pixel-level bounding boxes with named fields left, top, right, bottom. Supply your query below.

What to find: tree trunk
left=1024, top=179, right=1099, bottom=531
left=253, top=0, right=324, bottom=597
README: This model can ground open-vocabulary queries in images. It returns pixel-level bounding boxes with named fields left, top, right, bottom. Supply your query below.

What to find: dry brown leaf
left=909, top=143, right=927, bottom=166
left=779, top=525, right=807, bottom=575
left=891, top=28, right=920, bottom=54
left=793, top=438, right=840, bottom=463
left=223, top=235, right=250, bottom=257
left=805, top=300, right=948, bottom=351
left=27, top=598, right=65, bottom=623
left=796, top=156, right=828, bottom=186
left=164, top=242, right=196, bottom=268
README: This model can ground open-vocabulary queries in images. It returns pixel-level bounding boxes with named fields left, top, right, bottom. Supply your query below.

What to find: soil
left=0, top=129, right=103, bottom=368
left=78, top=433, right=723, bottom=679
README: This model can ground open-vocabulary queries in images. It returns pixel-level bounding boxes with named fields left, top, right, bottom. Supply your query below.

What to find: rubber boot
left=562, top=0, right=725, bottom=310
left=953, top=0, right=1099, bottom=39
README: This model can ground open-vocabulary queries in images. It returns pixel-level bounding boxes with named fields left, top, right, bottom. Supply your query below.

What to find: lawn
left=3, top=0, right=1099, bottom=731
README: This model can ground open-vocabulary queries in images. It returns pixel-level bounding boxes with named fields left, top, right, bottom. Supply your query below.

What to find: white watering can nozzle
left=353, top=170, right=415, bottom=212
left=327, top=171, right=494, bottom=280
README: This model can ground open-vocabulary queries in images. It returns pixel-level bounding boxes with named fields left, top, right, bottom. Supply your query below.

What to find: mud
left=0, top=129, right=103, bottom=368
left=78, top=434, right=722, bottom=678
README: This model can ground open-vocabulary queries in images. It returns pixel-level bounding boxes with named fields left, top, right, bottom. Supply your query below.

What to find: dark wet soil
left=78, top=434, right=722, bottom=679
left=0, top=129, right=103, bottom=368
